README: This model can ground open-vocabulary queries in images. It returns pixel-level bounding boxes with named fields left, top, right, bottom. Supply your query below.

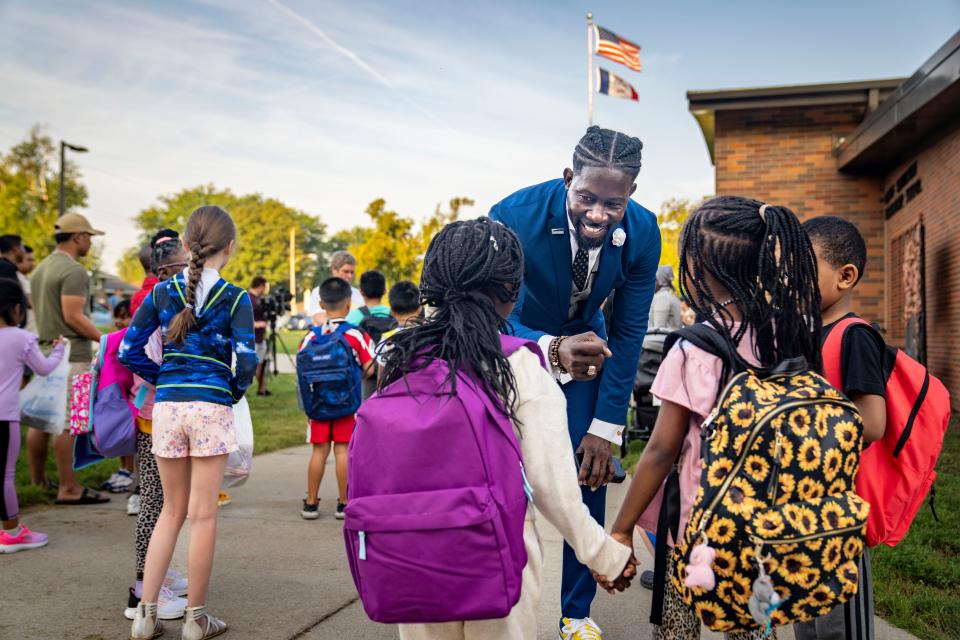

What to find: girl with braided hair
left=609, top=196, right=822, bottom=640
left=120, top=206, right=257, bottom=640
left=382, top=218, right=636, bottom=640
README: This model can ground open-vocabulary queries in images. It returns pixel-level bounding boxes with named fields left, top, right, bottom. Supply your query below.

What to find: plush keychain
left=683, top=535, right=717, bottom=590
left=748, top=546, right=786, bottom=637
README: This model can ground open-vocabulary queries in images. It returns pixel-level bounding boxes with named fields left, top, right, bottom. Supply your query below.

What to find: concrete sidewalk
left=2, top=446, right=918, bottom=640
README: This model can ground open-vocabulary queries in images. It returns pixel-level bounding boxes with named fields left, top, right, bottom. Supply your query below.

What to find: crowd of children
left=0, top=187, right=942, bottom=640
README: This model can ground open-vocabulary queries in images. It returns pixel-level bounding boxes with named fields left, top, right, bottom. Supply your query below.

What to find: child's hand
left=52, top=335, right=67, bottom=347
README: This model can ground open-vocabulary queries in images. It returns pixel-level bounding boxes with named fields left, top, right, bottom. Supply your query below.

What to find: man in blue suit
left=490, top=126, right=660, bottom=640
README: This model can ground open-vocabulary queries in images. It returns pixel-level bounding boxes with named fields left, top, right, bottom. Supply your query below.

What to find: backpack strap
left=822, top=316, right=870, bottom=390
left=359, top=306, right=371, bottom=318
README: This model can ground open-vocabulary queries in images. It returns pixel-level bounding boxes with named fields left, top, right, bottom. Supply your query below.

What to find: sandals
left=130, top=602, right=165, bottom=639
left=55, top=486, right=110, bottom=505
left=182, top=606, right=227, bottom=640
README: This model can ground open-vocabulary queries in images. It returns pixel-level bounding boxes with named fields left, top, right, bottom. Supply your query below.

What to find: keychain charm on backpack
left=748, top=545, right=785, bottom=636
left=683, top=532, right=717, bottom=590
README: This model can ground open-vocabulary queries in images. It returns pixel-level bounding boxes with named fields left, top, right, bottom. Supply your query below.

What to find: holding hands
left=556, top=331, right=612, bottom=381
left=593, top=531, right=639, bottom=593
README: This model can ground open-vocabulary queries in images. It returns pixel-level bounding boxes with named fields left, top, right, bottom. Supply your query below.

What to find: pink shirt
left=637, top=325, right=759, bottom=545
left=133, top=330, right=163, bottom=420
left=0, top=327, right=65, bottom=421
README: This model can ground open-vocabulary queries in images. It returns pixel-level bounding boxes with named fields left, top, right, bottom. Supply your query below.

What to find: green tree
left=115, top=185, right=329, bottom=298
left=657, top=197, right=709, bottom=274
left=0, top=125, right=89, bottom=260
left=340, top=197, right=473, bottom=284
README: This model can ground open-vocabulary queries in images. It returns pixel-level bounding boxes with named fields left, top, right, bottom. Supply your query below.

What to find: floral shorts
left=152, top=401, right=238, bottom=459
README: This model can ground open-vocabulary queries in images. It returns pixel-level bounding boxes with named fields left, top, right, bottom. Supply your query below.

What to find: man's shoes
left=559, top=617, right=603, bottom=639
left=257, top=389, right=272, bottom=397
left=127, top=493, right=141, bottom=516
left=335, top=502, right=346, bottom=520
left=640, top=569, right=654, bottom=590
left=301, top=500, right=320, bottom=520
left=103, top=469, right=134, bottom=493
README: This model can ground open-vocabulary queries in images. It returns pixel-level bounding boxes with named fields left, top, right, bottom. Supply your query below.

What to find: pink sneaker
left=0, top=524, right=49, bottom=553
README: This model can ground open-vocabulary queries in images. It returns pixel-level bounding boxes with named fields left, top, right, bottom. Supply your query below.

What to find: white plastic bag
left=223, top=396, right=254, bottom=488
left=20, top=342, right=72, bottom=435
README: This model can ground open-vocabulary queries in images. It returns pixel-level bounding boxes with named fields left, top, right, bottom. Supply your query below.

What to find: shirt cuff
left=537, top=334, right=576, bottom=385
left=587, top=418, right=624, bottom=445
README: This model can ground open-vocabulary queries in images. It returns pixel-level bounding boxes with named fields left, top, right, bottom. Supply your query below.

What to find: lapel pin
left=551, top=228, right=565, bottom=235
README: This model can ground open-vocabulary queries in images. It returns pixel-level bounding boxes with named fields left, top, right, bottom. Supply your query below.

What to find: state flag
left=597, top=67, right=638, bottom=101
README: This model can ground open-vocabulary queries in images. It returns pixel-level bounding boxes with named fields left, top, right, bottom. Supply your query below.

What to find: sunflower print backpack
left=669, top=329, right=869, bottom=633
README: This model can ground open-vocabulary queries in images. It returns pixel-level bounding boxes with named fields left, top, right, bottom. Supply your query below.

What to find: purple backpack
left=91, top=330, right=138, bottom=458
left=343, top=335, right=544, bottom=624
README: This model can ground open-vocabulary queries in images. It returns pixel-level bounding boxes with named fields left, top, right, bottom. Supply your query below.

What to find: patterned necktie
left=573, top=248, right=590, bottom=291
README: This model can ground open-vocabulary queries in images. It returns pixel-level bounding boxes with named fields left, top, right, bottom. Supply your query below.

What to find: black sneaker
left=335, top=502, right=346, bottom=520
left=301, top=500, right=320, bottom=520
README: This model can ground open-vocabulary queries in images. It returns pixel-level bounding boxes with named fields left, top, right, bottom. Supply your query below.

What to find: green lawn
left=14, top=373, right=307, bottom=510
left=872, top=426, right=960, bottom=640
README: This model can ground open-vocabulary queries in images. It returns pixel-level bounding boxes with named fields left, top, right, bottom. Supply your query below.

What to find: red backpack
left=823, top=317, right=951, bottom=547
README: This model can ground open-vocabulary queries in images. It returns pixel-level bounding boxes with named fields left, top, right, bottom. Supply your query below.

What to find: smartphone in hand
left=576, top=452, right=627, bottom=484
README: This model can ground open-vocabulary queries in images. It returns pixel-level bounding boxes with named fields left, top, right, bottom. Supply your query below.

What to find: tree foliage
left=0, top=125, right=93, bottom=263
left=657, top=196, right=709, bottom=274
left=116, top=185, right=330, bottom=295
left=338, top=197, right=473, bottom=284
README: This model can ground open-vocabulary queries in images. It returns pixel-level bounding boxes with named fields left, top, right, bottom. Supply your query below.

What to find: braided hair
left=379, top=218, right=525, bottom=421
left=678, top=196, right=822, bottom=372
left=572, top=125, right=643, bottom=180
left=165, top=206, right=236, bottom=345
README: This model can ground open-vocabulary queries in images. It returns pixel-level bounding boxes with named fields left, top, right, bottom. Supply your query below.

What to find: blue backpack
left=297, top=323, right=363, bottom=421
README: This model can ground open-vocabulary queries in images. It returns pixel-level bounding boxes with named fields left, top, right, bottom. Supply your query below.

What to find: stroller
left=626, top=328, right=672, bottom=447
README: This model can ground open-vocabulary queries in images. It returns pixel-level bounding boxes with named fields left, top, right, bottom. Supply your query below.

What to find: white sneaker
left=103, top=469, right=134, bottom=493
left=163, top=568, right=188, bottom=597
left=559, top=617, right=603, bottom=640
left=127, top=493, right=141, bottom=516
left=124, top=585, right=187, bottom=620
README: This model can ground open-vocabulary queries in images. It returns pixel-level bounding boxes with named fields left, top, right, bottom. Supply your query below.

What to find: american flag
left=594, top=25, right=641, bottom=72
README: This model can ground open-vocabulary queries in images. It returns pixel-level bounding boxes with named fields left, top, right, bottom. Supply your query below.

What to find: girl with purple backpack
left=373, top=218, right=637, bottom=639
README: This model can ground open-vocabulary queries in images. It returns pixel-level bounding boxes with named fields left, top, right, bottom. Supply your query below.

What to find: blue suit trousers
left=559, top=376, right=606, bottom=620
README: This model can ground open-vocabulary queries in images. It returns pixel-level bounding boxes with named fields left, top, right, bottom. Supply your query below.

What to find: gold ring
left=587, top=365, right=597, bottom=377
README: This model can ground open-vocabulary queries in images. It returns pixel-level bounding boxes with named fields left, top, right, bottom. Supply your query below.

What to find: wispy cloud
left=264, top=0, right=453, bottom=131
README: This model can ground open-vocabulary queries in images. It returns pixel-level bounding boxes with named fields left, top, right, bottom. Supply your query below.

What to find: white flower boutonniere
left=611, top=228, right=626, bottom=247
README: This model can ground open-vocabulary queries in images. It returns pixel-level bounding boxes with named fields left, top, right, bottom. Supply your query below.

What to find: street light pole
left=59, top=141, right=89, bottom=217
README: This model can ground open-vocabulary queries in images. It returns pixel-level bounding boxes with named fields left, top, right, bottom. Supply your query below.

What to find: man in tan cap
left=26, top=213, right=109, bottom=504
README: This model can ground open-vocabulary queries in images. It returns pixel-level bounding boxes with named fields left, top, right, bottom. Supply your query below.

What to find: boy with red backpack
left=801, top=216, right=950, bottom=640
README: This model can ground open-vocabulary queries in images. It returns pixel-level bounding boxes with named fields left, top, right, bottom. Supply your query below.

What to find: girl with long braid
left=381, top=218, right=636, bottom=640
left=608, top=196, right=822, bottom=640
left=120, top=206, right=256, bottom=640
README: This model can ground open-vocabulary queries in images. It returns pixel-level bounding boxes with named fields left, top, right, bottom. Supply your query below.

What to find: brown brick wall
left=714, top=105, right=885, bottom=325
left=883, top=119, right=960, bottom=393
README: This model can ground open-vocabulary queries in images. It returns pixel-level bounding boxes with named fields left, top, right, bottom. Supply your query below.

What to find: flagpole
left=587, top=12, right=594, bottom=126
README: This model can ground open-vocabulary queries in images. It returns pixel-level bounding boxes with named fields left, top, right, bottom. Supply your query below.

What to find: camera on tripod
left=262, top=284, right=293, bottom=322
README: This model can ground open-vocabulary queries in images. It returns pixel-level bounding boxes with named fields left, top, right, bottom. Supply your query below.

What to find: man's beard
left=572, top=215, right=610, bottom=250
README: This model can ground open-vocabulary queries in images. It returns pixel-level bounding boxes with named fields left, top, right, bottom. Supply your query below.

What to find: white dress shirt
left=535, top=218, right=624, bottom=445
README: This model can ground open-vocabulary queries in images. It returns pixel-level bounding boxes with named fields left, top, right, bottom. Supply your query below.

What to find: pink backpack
left=69, top=371, right=93, bottom=436
left=343, top=335, right=543, bottom=624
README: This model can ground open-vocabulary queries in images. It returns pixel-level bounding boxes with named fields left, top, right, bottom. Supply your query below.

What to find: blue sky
left=1, top=0, right=957, bottom=271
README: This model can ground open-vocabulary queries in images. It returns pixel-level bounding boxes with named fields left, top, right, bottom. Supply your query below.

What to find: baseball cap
left=54, top=213, right=105, bottom=236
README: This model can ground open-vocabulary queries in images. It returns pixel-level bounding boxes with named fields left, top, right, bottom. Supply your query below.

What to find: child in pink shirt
left=0, top=278, right=65, bottom=553
left=606, top=196, right=825, bottom=640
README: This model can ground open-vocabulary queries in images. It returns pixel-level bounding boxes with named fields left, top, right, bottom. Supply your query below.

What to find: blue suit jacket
left=490, top=179, right=660, bottom=427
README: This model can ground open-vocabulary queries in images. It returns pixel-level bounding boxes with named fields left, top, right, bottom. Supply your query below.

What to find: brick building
left=687, top=31, right=960, bottom=395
